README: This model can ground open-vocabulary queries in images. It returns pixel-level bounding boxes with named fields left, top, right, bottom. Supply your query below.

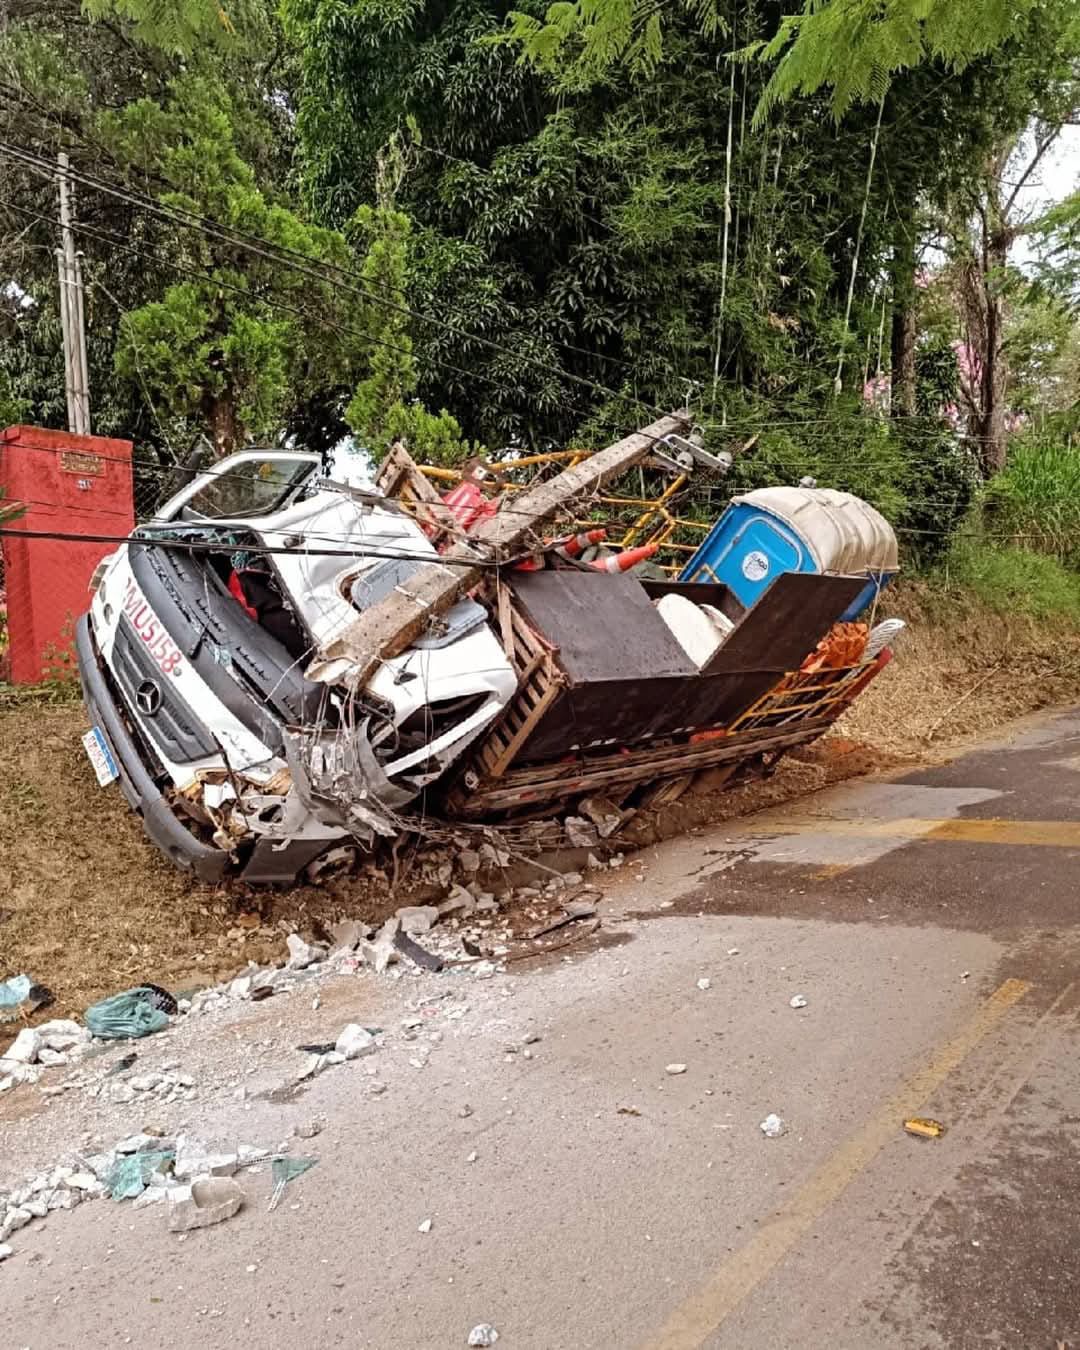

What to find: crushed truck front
left=76, top=450, right=516, bottom=883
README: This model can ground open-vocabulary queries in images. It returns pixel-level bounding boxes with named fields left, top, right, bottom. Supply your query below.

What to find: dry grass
left=840, top=580, right=1080, bottom=754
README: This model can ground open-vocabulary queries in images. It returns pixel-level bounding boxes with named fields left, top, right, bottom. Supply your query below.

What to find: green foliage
left=80, top=0, right=270, bottom=56
left=982, top=434, right=1080, bottom=566
left=98, top=76, right=367, bottom=454
left=915, top=339, right=959, bottom=416
left=940, top=539, right=1080, bottom=622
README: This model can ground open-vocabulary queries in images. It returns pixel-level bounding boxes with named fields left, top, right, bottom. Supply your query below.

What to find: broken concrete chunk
left=329, top=919, right=370, bottom=951
left=37, top=1020, right=90, bottom=1052
left=229, top=976, right=252, bottom=1000
left=0, top=1244, right=11, bottom=1261
left=760, top=1113, right=786, bottom=1138
left=174, top=1147, right=238, bottom=1180
left=335, top=1024, right=376, bottom=1061
left=580, top=795, right=625, bottom=837
left=665, top=1063, right=687, bottom=1075
left=36, top=1047, right=68, bottom=1067
left=468, top=1325, right=500, bottom=1347
left=438, top=885, right=476, bottom=917
left=457, top=849, right=481, bottom=874
left=167, top=1177, right=244, bottom=1232
left=4, top=1028, right=41, bottom=1064
left=116, top=1132, right=170, bottom=1155
left=285, top=934, right=318, bottom=970
left=397, top=905, right=441, bottom=935
left=564, top=815, right=600, bottom=849
left=1, top=1207, right=32, bottom=1240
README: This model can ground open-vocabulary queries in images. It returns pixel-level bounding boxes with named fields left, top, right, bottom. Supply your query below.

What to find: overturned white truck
left=76, top=414, right=899, bottom=884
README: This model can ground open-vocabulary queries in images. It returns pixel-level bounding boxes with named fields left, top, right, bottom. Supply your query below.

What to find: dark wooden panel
left=703, top=572, right=866, bottom=675
left=509, top=571, right=695, bottom=683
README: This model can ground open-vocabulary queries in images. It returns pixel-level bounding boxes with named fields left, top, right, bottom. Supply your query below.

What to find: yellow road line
left=641, top=977, right=1032, bottom=1350
left=740, top=816, right=1080, bottom=849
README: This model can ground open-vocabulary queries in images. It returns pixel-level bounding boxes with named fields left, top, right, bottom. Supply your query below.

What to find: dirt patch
left=0, top=703, right=411, bottom=1021
left=840, top=580, right=1080, bottom=755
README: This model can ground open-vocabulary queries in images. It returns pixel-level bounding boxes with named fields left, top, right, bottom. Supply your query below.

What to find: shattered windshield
left=182, top=455, right=316, bottom=520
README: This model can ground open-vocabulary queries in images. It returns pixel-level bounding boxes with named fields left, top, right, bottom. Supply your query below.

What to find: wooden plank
left=456, top=722, right=831, bottom=814
left=497, top=581, right=516, bottom=661
left=308, top=412, right=690, bottom=685
left=487, top=680, right=565, bottom=778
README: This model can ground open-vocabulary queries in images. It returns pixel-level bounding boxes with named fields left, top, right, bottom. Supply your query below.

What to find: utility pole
left=56, top=151, right=91, bottom=436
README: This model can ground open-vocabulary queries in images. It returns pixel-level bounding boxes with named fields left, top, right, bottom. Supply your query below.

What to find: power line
left=0, top=525, right=531, bottom=568
left=0, top=192, right=544, bottom=410
left=0, top=138, right=673, bottom=423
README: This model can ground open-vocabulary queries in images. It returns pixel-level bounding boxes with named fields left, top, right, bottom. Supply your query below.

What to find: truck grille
left=111, top=618, right=217, bottom=764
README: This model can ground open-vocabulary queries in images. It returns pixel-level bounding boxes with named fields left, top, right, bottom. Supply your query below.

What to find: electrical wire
left=0, top=137, right=675, bottom=423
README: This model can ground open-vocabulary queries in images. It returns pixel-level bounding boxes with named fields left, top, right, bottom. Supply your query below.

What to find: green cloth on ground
left=84, top=987, right=170, bottom=1039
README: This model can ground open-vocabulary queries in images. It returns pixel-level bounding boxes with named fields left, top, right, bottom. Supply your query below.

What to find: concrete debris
left=335, top=1024, right=376, bottom=1060
left=330, top=918, right=370, bottom=950
left=564, top=815, right=600, bottom=849
left=665, top=1063, right=688, bottom=1075
left=362, top=917, right=402, bottom=974
left=789, top=994, right=808, bottom=1009
left=468, top=1324, right=500, bottom=1347
left=3, top=1027, right=41, bottom=1064
left=397, top=905, right=441, bottom=935
left=580, top=795, right=626, bottom=838
left=418, top=1217, right=433, bottom=1233
left=294, top=1120, right=323, bottom=1140
left=174, top=1143, right=239, bottom=1181
left=696, top=978, right=712, bottom=991
left=167, top=1177, right=244, bottom=1232
left=38, top=1020, right=91, bottom=1053
left=760, top=1113, right=786, bottom=1138
left=0, top=1243, right=11, bottom=1261
left=116, top=1132, right=170, bottom=1154
left=727, top=947, right=740, bottom=956
left=285, top=934, right=320, bottom=970
left=457, top=849, right=481, bottom=874
left=466, top=1151, right=478, bottom=1163
left=438, top=886, right=477, bottom=918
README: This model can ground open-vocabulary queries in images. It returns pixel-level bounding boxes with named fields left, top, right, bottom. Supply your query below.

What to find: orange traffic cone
left=556, top=527, right=607, bottom=560
left=588, top=543, right=659, bottom=573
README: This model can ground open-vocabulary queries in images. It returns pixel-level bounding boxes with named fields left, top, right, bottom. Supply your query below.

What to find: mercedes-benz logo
left=135, top=679, right=162, bottom=716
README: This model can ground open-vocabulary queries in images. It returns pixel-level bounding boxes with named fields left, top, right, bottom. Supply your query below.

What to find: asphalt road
left=7, top=708, right=1080, bottom=1349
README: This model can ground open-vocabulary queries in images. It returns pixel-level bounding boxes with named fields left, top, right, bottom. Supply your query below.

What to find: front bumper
left=77, top=616, right=350, bottom=886
left=76, top=614, right=231, bottom=883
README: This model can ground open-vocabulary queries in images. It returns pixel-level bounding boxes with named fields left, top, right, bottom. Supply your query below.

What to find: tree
left=943, top=124, right=1076, bottom=472
left=101, top=78, right=368, bottom=458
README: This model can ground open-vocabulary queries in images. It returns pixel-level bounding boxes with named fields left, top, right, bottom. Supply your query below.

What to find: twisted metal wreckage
left=76, top=411, right=901, bottom=884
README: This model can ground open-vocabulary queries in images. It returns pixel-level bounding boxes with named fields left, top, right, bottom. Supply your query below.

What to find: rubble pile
left=0, top=1124, right=300, bottom=1252
left=0, top=1019, right=92, bottom=1092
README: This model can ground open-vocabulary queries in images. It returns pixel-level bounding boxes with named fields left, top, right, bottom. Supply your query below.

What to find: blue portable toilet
left=680, top=486, right=899, bottom=618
